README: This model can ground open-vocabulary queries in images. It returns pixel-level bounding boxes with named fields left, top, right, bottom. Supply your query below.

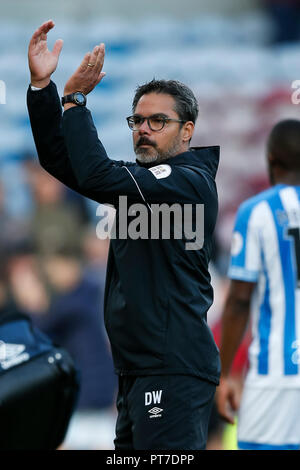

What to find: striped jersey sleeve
left=228, top=198, right=263, bottom=282
left=227, top=185, right=300, bottom=386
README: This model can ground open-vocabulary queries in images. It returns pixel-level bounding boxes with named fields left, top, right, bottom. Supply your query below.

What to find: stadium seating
left=0, top=12, right=299, bottom=228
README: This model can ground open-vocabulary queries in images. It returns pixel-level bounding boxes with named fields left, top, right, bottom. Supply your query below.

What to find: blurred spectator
left=0, top=250, right=32, bottom=319
left=6, top=246, right=50, bottom=316
left=23, top=153, right=91, bottom=224
left=0, top=181, right=31, bottom=256
left=25, top=162, right=85, bottom=258
left=81, top=226, right=109, bottom=287
left=3, top=178, right=117, bottom=448
left=0, top=155, right=117, bottom=449
left=29, top=249, right=117, bottom=449
left=263, top=0, right=300, bottom=43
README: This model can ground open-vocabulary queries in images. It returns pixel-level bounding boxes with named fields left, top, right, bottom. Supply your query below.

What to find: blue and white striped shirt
left=228, top=184, right=300, bottom=388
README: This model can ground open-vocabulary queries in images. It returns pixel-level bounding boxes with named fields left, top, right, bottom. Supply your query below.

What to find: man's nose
left=138, top=119, right=151, bottom=134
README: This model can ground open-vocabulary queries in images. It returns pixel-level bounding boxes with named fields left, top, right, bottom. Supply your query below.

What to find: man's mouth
left=137, top=138, right=156, bottom=148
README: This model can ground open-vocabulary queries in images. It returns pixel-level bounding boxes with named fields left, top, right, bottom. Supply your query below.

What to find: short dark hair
left=267, top=119, right=300, bottom=171
left=132, top=79, right=199, bottom=124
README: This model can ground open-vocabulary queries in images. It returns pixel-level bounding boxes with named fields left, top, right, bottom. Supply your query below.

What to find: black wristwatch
left=62, top=91, right=87, bottom=107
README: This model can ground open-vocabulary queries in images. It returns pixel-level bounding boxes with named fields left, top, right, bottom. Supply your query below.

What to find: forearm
left=220, top=294, right=250, bottom=378
left=27, top=81, right=80, bottom=190
left=61, top=106, right=139, bottom=205
left=62, top=105, right=112, bottom=190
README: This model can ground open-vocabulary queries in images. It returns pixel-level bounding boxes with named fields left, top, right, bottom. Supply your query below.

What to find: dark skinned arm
left=216, top=279, right=256, bottom=424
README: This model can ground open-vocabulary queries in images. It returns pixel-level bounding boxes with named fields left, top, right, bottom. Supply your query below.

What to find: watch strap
left=61, top=92, right=87, bottom=107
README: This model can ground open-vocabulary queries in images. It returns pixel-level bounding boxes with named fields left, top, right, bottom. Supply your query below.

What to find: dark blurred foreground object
left=263, top=0, right=300, bottom=43
left=0, top=303, right=80, bottom=450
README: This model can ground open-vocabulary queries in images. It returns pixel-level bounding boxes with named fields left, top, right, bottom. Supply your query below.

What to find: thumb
left=96, top=72, right=106, bottom=85
left=52, top=39, right=64, bottom=58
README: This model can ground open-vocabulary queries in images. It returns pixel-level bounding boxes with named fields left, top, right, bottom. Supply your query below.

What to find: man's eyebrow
left=151, top=113, right=169, bottom=118
left=132, top=113, right=169, bottom=118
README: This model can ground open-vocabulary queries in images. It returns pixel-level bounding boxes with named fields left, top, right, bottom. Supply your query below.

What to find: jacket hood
left=137, top=146, right=220, bottom=180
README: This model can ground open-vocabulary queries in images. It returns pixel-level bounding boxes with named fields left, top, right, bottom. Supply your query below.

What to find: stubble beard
left=134, top=134, right=182, bottom=165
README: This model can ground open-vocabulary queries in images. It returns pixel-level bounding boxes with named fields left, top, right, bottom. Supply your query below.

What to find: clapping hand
left=28, top=20, right=63, bottom=89
left=28, top=20, right=106, bottom=97
left=63, top=44, right=106, bottom=97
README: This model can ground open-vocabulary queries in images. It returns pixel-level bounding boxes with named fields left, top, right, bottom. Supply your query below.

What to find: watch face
left=74, top=92, right=86, bottom=105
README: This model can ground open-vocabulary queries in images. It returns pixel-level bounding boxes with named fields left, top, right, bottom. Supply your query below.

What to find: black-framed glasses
left=126, top=114, right=186, bottom=132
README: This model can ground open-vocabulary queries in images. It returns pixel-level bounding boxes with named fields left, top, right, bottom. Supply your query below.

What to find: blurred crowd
left=0, top=157, right=117, bottom=449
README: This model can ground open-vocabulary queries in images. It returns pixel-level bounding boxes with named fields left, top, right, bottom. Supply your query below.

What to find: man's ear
left=182, top=121, right=194, bottom=143
left=268, top=152, right=282, bottom=168
left=267, top=152, right=275, bottom=164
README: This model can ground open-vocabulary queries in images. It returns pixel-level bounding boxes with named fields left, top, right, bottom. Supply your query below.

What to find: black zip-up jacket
left=27, top=81, right=221, bottom=384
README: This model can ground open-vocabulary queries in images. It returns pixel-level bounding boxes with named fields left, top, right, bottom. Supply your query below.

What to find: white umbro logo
left=0, top=340, right=29, bottom=370
left=148, top=407, right=163, bottom=418
left=145, top=390, right=163, bottom=418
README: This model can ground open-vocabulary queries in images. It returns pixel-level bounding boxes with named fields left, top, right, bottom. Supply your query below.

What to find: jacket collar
left=136, top=146, right=220, bottom=179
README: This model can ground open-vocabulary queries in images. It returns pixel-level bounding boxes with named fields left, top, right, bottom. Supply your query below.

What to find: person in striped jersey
left=216, top=119, right=300, bottom=450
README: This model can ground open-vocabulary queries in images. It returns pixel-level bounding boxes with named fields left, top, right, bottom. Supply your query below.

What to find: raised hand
left=28, top=20, right=63, bottom=88
left=63, top=43, right=106, bottom=97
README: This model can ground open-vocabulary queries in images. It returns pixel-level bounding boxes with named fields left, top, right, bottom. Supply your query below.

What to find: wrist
left=63, top=103, right=78, bottom=111
left=64, top=88, right=78, bottom=96
left=30, top=77, right=51, bottom=89
left=220, top=371, right=232, bottom=384
left=62, top=91, right=87, bottom=108
left=220, top=374, right=229, bottom=381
